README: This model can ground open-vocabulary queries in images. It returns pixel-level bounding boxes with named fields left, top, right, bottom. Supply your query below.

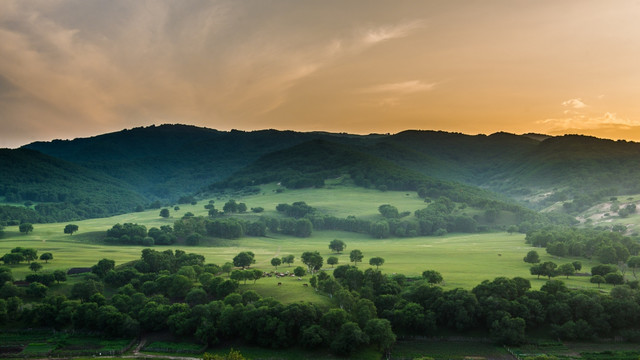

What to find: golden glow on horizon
left=2, top=0, right=640, bottom=148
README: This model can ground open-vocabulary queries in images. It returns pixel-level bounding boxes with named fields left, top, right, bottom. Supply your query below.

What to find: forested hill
left=210, top=139, right=501, bottom=207
left=24, top=124, right=381, bottom=199
left=0, top=149, right=146, bottom=222
left=15, top=124, right=640, bottom=221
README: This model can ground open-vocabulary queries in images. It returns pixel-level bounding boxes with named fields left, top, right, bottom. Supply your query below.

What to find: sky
left=2, top=0, right=640, bottom=148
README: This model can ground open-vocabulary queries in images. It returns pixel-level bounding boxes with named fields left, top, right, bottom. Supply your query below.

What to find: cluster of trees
left=104, top=223, right=177, bottom=246
left=174, top=214, right=314, bottom=241
left=1, top=247, right=39, bottom=265
left=303, top=197, right=482, bottom=239
left=524, top=249, right=638, bottom=287
left=276, top=202, right=315, bottom=218
left=221, top=200, right=248, bottom=214
left=525, top=226, right=640, bottom=263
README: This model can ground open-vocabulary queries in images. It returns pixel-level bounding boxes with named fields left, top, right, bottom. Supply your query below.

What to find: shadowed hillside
left=0, top=148, right=146, bottom=222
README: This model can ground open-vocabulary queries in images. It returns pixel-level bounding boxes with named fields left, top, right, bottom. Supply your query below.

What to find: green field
left=0, top=184, right=613, bottom=296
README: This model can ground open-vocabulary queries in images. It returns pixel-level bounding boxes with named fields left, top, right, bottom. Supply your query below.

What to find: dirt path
left=132, top=337, right=146, bottom=355
left=123, top=337, right=201, bottom=360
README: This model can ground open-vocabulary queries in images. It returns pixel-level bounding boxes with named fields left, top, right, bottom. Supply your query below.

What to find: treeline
left=105, top=223, right=177, bottom=246
left=3, top=250, right=640, bottom=355
left=0, top=205, right=45, bottom=225
left=0, top=202, right=140, bottom=224
left=306, top=198, right=572, bottom=239
left=525, top=226, right=640, bottom=264
left=320, top=266, right=640, bottom=345
left=173, top=216, right=312, bottom=241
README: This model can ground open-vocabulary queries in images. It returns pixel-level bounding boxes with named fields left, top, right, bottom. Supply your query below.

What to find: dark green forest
left=4, top=124, right=640, bottom=224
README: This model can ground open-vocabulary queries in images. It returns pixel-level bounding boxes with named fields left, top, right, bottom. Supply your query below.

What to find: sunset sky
left=2, top=0, right=640, bottom=148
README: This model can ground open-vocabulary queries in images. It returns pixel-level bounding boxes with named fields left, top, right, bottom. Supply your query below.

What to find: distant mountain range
left=1, top=123, right=639, bottom=221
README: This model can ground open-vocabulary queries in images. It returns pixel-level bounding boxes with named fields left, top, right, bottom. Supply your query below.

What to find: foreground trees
left=5, top=246, right=640, bottom=356
left=233, top=252, right=255, bottom=269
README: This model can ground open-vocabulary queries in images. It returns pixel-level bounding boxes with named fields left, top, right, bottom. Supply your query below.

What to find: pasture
left=0, top=184, right=611, bottom=296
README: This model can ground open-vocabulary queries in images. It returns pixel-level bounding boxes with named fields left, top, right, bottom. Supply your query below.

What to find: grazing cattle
left=498, top=254, right=502, bottom=256
left=297, top=277, right=302, bottom=281
left=303, top=283, right=308, bottom=287
left=290, top=274, right=295, bottom=277
left=277, top=282, right=282, bottom=286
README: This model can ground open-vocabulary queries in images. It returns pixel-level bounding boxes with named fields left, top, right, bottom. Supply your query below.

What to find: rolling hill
left=10, top=124, right=640, bottom=223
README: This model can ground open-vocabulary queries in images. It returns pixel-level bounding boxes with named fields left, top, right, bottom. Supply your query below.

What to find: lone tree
left=238, top=203, right=248, bottom=213
left=327, top=256, right=339, bottom=268
left=159, top=208, right=170, bottom=218
left=378, top=204, right=399, bottom=219
left=223, top=200, right=239, bottom=213
left=251, top=269, right=263, bottom=284
left=271, top=257, right=282, bottom=269
left=301, top=251, right=323, bottom=274
left=605, top=273, right=624, bottom=286
left=221, top=262, right=234, bottom=276
left=91, top=258, right=115, bottom=278
left=590, top=275, right=605, bottom=288
left=350, top=249, right=363, bottom=266
left=540, top=261, right=558, bottom=279
left=64, top=224, right=79, bottom=235
left=19, top=223, right=33, bottom=235
left=329, top=239, right=346, bottom=254
left=294, top=266, right=306, bottom=277
left=281, top=254, right=295, bottom=267
left=628, top=256, right=640, bottom=279
left=29, top=262, right=42, bottom=273
left=558, top=263, right=576, bottom=279
left=53, top=269, right=67, bottom=284
left=523, top=250, right=540, bottom=264
left=572, top=261, right=582, bottom=272
left=369, top=257, right=385, bottom=270
left=422, top=270, right=443, bottom=284
left=39, top=252, right=53, bottom=263
left=233, top=252, right=255, bottom=269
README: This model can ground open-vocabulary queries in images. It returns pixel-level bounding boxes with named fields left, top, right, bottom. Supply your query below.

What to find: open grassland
left=0, top=185, right=614, bottom=294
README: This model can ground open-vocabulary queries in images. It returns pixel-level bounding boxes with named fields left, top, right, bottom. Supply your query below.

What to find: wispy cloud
left=362, top=20, right=425, bottom=44
left=358, top=80, right=436, bottom=107
left=362, top=80, right=436, bottom=94
left=562, top=98, right=587, bottom=109
left=541, top=97, right=639, bottom=132
left=540, top=112, right=640, bottom=131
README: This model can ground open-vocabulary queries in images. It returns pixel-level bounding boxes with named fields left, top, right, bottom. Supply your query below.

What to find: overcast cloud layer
left=2, top=0, right=640, bottom=147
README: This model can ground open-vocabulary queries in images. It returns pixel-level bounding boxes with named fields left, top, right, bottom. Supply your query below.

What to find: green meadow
left=0, top=184, right=609, bottom=296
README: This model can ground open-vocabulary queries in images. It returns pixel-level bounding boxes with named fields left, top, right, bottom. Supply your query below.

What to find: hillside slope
left=24, top=124, right=382, bottom=199
left=0, top=148, right=146, bottom=221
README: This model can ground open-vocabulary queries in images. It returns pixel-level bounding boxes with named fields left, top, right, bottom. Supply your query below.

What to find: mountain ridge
left=7, top=123, right=640, bottom=222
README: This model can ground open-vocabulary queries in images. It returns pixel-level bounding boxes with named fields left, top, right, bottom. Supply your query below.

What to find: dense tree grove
left=276, top=201, right=315, bottom=218
left=1, top=247, right=38, bottom=265
left=1, top=248, right=640, bottom=355
left=525, top=226, right=640, bottom=263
